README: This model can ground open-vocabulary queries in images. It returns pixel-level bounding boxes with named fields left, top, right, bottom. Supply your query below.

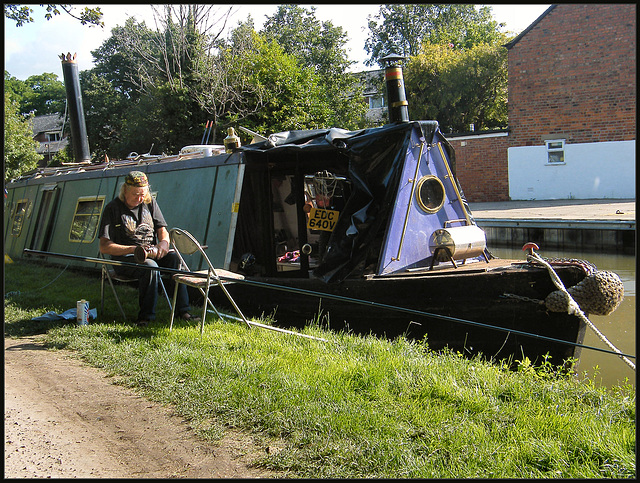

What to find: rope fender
left=511, top=243, right=633, bottom=371
left=544, top=269, right=624, bottom=316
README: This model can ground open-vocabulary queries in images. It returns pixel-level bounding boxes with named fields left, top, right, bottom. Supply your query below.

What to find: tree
left=228, top=30, right=333, bottom=134
left=78, top=4, right=369, bottom=158
left=4, top=71, right=28, bottom=101
left=79, top=70, right=127, bottom=160
left=365, top=4, right=504, bottom=66
left=404, top=42, right=508, bottom=132
left=90, top=18, right=158, bottom=101
left=4, top=4, right=103, bottom=27
left=261, top=4, right=367, bottom=129
left=20, top=73, right=66, bottom=115
left=262, top=5, right=351, bottom=79
left=4, top=92, right=40, bottom=181
left=97, top=5, right=233, bottom=148
left=4, top=71, right=66, bottom=115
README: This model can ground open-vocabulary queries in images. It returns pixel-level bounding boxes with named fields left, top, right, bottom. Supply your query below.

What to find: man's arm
left=155, top=226, right=171, bottom=258
left=99, top=237, right=137, bottom=256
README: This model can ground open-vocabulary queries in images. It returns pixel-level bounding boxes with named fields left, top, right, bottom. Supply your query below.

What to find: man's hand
left=155, top=239, right=170, bottom=259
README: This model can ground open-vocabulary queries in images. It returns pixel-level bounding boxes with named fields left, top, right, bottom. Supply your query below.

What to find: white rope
left=314, top=170, right=338, bottom=199
left=529, top=252, right=635, bottom=371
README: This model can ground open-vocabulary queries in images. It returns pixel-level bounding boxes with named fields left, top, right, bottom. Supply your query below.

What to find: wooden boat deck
left=370, top=257, right=528, bottom=279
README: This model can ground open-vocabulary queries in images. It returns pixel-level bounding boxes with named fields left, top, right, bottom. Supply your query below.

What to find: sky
left=4, top=4, right=552, bottom=80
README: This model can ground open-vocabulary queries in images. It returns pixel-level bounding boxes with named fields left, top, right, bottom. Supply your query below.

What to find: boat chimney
left=381, top=53, right=409, bottom=123
left=59, top=53, right=91, bottom=163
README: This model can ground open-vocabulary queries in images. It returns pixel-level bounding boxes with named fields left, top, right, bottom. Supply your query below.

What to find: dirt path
left=4, top=336, right=274, bottom=478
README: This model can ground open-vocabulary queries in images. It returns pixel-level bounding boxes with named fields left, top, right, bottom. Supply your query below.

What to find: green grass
left=4, top=259, right=636, bottom=478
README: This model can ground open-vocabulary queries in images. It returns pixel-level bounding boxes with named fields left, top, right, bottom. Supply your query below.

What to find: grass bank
left=4, top=259, right=636, bottom=478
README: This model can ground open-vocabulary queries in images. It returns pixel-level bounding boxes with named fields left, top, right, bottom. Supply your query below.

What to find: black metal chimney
left=60, top=53, right=91, bottom=163
left=381, top=53, right=409, bottom=123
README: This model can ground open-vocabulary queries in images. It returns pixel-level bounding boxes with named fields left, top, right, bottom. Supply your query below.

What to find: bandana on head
left=125, top=171, right=148, bottom=187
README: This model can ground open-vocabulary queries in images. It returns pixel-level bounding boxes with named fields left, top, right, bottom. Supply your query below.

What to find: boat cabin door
left=270, top=170, right=348, bottom=276
left=29, top=184, right=60, bottom=253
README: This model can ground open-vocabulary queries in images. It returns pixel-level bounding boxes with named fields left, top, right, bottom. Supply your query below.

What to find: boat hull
left=206, top=260, right=587, bottom=366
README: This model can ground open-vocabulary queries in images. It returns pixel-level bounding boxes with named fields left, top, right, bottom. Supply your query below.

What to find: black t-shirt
left=99, top=197, right=167, bottom=247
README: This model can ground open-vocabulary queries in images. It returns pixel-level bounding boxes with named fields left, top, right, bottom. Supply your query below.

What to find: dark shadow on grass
left=4, top=318, right=77, bottom=338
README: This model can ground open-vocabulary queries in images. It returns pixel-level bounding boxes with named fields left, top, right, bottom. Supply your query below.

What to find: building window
left=11, top=199, right=32, bottom=236
left=368, top=95, right=384, bottom=109
left=546, top=139, right=565, bottom=164
left=46, top=132, right=62, bottom=142
left=69, top=196, right=105, bottom=242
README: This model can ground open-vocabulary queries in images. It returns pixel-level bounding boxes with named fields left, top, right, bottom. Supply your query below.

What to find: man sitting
left=98, top=170, right=199, bottom=326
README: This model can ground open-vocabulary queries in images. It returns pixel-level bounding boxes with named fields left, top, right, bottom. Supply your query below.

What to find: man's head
left=119, top=171, right=152, bottom=209
left=125, top=171, right=148, bottom=187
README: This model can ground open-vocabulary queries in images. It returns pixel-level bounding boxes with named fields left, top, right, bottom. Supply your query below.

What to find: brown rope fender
left=544, top=269, right=625, bottom=316
left=527, top=251, right=634, bottom=371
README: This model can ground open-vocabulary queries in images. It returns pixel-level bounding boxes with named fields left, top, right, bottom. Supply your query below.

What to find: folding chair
left=99, top=253, right=172, bottom=321
left=168, top=227, right=250, bottom=334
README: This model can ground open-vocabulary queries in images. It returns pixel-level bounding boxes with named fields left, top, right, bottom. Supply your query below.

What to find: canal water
left=489, top=246, right=636, bottom=389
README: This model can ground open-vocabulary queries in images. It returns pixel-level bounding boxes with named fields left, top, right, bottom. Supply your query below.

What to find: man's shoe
left=136, top=319, right=150, bottom=327
left=179, top=312, right=201, bottom=322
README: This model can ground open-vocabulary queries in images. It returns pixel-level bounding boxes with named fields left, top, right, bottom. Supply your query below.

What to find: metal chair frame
left=168, top=228, right=250, bottom=334
left=99, top=253, right=172, bottom=321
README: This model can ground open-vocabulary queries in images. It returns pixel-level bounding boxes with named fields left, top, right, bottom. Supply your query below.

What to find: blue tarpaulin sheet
left=31, top=308, right=97, bottom=322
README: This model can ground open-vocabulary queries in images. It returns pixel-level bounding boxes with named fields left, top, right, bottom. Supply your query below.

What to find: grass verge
left=4, top=259, right=636, bottom=478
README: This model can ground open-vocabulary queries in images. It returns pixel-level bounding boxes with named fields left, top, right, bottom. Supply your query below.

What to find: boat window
left=10, top=199, right=32, bottom=236
left=416, top=175, right=445, bottom=213
left=69, top=196, right=105, bottom=243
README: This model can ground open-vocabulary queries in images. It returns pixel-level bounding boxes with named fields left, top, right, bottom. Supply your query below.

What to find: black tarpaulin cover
left=239, top=121, right=455, bottom=283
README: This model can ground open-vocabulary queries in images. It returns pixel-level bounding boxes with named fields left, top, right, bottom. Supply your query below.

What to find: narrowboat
left=4, top=53, right=624, bottom=366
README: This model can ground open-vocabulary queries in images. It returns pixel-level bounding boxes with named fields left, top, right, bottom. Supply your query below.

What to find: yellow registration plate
left=307, top=208, right=339, bottom=232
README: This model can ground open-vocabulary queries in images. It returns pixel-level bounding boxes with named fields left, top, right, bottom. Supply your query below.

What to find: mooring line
left=527, top=251, right=635, bottom=371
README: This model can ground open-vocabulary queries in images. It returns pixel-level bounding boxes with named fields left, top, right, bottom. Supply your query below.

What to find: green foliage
left=222, top=31, right=332, bottom=134
left=49, top=143, right=72, bottom=167
left=262, top=5, right=352, bottom=79
left=4, top=71, right=66, bottom=116
left=4, top=92, right=40, bottom=181
left=261, top=5, right=367, bottom=130
left=4, top=71, right=28, bottom=101
left=4, top=4, right=103, bottom=27
left=89, top=17, right=157, bottom=101
left=365, top=4, right=505, bottom=66
left=405, top=42, right=508, bottom=132
left=21, top=73, right=66, bottom=115
left=79, top=71, right=127, bottom=160
left=10, top=6, right=370, bottom=160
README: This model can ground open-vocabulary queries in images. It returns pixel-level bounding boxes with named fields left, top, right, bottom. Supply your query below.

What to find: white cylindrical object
left=429, top=225, right=486, bottom=261
left=77, top=299, right=89, bottom=325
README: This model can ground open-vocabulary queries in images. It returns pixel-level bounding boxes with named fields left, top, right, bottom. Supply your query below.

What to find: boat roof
left=240, top=121, right=442, bottom=153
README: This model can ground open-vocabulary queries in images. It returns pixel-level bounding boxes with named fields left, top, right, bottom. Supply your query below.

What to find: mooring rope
left=527, top=251, right=635, bottom=371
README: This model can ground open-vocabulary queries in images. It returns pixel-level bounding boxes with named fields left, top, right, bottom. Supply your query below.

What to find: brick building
left=449, top=4, right=635, bottom=202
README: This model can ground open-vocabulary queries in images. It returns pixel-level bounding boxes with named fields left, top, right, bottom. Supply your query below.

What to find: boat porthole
left=415, top=175, right=445, bottom=213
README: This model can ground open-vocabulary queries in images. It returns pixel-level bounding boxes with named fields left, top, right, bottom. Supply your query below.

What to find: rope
left=528, top=251, right=635, bottom=371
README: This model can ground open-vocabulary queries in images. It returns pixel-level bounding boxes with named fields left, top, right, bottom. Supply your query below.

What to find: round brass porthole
left=415, top=175, right=445, bottom=213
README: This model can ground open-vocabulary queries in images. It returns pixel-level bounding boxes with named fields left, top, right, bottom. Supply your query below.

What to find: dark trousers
left=113, top=251, right=190, bottom=321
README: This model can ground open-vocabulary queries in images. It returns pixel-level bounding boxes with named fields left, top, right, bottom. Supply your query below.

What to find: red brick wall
left=450, top=134, right=510, bottom=202
left=508, top=4, right=636, bottom=146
